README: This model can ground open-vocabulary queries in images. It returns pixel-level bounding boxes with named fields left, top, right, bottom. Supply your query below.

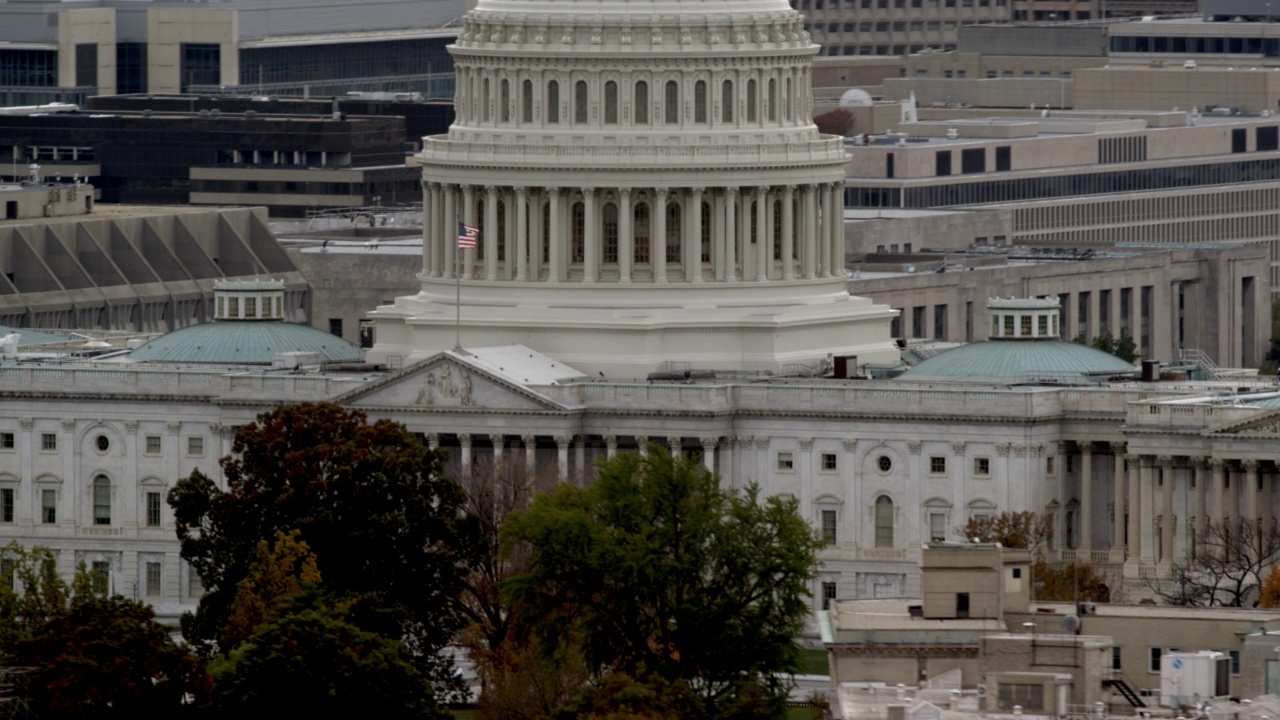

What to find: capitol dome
left=367, top=0, right=899, bottom=376
left=901, top=298, right=1136, bottom=383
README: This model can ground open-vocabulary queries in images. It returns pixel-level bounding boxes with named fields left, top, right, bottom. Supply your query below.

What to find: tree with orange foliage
left=1260, top=564, right=1280, bottom=608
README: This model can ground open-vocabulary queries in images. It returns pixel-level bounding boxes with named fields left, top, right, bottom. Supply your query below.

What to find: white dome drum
left=367, top=0, right=899, bottom=376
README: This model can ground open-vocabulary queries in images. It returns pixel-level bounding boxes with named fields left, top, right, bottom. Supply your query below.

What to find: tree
left=1260, top=564, right=1280, bottom=608
left=963, top=511, right=1049, bottom=552
left=1148, top=519, right=1280, bottom=607
left=222, top=529, right=322, bottom=647
left=502, top=449, right=822, bottom=718
left=0, top=543, right=70, bottom=652
left=814, top=108, right=855, bottom=136
left=210, top=591, right=435, bottom=718
left=963, top=512, right=1111, bottom=603
left=168, top=402, right=482, bottom=699
left=1087, top=331, right=1139, bottom=363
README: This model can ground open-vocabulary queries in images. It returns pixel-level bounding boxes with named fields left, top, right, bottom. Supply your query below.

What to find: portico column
left=669, top=436, right=681, bottom=459
left=1210, top=458, right=1226, bottom=528
left=1080, top=445, right=1093, bottom=553
left=782, top=185, right=795, bottom=280
left=515, top=186, right=529, bottom=281
left=421, top=181, right=434, bottom=277
left=459, top=433, right=473, bottom=482
left=431, top=183, right=445, bottom=278
left=583, top=188, right=598, bottom=283
left=463, top=185, right=477, bottom=279
left=1160, top=455, right=1174, bottom=566
left=1138, top=456, right=1155, bottom=566
left=484, top=185, right=499, bottom=281
left=803, top=184, right=817, bottom=279
left=724, top=187, right=737, bottom=281
left=605, top=435, right=618, bottom=459
left=522, top=434, right=536, bottom=480
left=574, top=435, right=586, bottom=484
left=555, top=435, right=570, bottom=482
left=757, top=186, right=770, bottom=281
left=443, top=184, right=457, bottom=279
left=1244, top=459, right=1260, bottom=526
left=1126, top=454, right=1141, bottom=567
left=619, top=188, right=633, bottom=283
left=701, top=437, right=716, bottom=471
left=503, top=188, right=515, bottom=280
left=689, top=187, right=704, bottom=282
left=548, top=188, right=563, bottom=282
left=427, top=433, right=439, bottom=451
left=654, top=189, right=669, bottom=283
left=723, top=437, right=735, bottom=484
left=830, top=182, right=845, bottom=277
left=1192, top=458, right=1207, bottom=555
left=738, top=185, right=750, bottom=280
left=490, top=434, right=505, bottom=478
left=1228, top=462, right=1240, bottom=526
left=1111, top=443, right=1126, bottom=559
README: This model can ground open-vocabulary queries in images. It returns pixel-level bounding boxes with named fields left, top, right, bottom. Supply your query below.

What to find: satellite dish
left=1062, top=614, right=1081, bottom=633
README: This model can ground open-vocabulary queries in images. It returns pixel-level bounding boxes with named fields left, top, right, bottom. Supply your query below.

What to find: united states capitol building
left=3, top=0, right=1280, bottom=619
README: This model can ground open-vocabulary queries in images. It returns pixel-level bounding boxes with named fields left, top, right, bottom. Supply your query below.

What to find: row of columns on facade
left=420, top=181, right=846, bottom=284
left=1072, top=442, right=1275, bottom=566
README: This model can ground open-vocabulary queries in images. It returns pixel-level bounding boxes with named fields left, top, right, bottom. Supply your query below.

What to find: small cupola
left=988, top=297, right=1061, bottom=340
left=213, top=279, right=286, bottom=321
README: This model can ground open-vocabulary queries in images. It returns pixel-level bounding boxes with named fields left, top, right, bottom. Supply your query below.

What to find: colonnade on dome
left=420, top=180, right=846, bottom=285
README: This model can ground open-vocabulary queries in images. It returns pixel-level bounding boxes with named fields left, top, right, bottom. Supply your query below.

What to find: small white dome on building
left=839, top=88, right=874, bottom=107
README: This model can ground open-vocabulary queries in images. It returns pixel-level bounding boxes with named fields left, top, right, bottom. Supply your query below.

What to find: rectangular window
left=777, top=452, right=794, bottom=470
left=929, top=512, right=946, bottom=542
left=41, top=433, right=56, bottom=451
left=1149, top=647, right=1162, bottom=673
left=328, top=318, right=343, bottom=338
left=1046, top=456, right=1055, bottom=475
left=935, top=150, right=952, bottom=176
left=41, top=489, right=56, bottom=524
left=998, top=683, right=1044, bottom=711
left=187, top=436, right=204, bottom=457
left=1112, top=646, right=1122, bottom=670
left=91, top=561, right=109, bottom=595
left=930, top=456, right=946, bottom=474
left=0, top=488, right=12, bottom=523
left=822, top=580, right=838, bottom=610
left=961, top=148, right=985, bottom=174
left=145, top=435, right=162, bottom=455
left=1230, top=650, right=1241, bottom=674
left=145, top=561, right=162, bottom=597
left=822, top=453, right=838, bottom=471
left=0, top=432, right=12, bottom=449
left=995, top=145, right=1012, bottom=171
left=822, top=510, right=838, bottom=545
left=973, top=457, right=991, bottom=476
left=146, top=492, right=162, bottom=527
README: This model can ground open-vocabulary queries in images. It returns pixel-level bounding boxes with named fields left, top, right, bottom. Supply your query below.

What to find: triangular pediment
left=335, top=352, right=571, bottom=413
left=1208, top=408, right=1280, bottom=438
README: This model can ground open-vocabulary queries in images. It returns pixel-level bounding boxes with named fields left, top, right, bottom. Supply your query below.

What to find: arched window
left=634, top=81, right=649, bottom=124
left=522, top=79, right=533, bottom=122
left=604, top=81, right=618, bottom=124
left=500, top=78, right=510, bottom=122
left=603, top=202, right=619, bottom=263
left=571, top=201, right=585, bottom=262
left=747, top=79, right=758, bottom=122
left=700, top=201, right=712, bottom=263
left=634, top=202, right=651, bottom=263
left=482, top=77, right=491, bottom=122
left=721, top=79, right=734, bottom=123
left=666, top=203, right=682, bottom=262
left=93, top=475, right=111, bottom=526
left=547, top=80, right=560, bottom=123
left=574, top=80, right=588, bottom=124
left=768, top=78, right=778, bottom=122
left=664, top=80, right=679, bottom=124
left=694, top=80, right=707, bottom=123
left=874, top=495, right=894, bottom=548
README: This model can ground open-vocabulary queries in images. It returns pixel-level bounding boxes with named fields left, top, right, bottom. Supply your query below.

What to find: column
left=433, top=183, right=446, bottom=278
left=803, top=184, right=818, bottom=280
left=723, top=188, right=737, bottom=281
left=1080, top=444, right=1093, bottom=553
left=654, top=188, right=668, bottom=283
left=463, top=185, right=477, bottom=279
left=443, top=184, right=457, bottom=279
left=421, top=181, right=434, bottom=277
left=1111, top=443, right=1126, bottom=559
left=1126, top=454, right=1142, bottom=569
left=605, top=435, right=618, bottom=459
left=1160, top=455, right=1174, bottom=566
left=583, top=187, right=598, bottom=283
left=531, top=191, right=544, bottom=280
left=700, top=437, right=716, bottom=471
left=556, top=435, right=570, bottom=482
left=688, top=188, right=704, bottom=282
left=830, top=182, right=845, bottom=277
left=1210, top=458, right=1226, bottom=529
left=490, top=434, right=506, bottom=478
left=635, top=435, right=650, bottom=455
left=738, top=184, right=750, bottom=281
left=574, top=435, right=586, bottom=484
left=667, top=437, right=682, bottom=459
left=459, top=433, right=473, bottom=481
left=1244, top=459, right=1261, bottom=527
left=1228, top=462, right=1240, bottom=526
left=426, top=433, right=439, bottom=451
left=816, top=184, right=829, bottom=278
left=548, top=188, right=563, bottom=282
left=522, top=434, right=536, bottom=481
left=782, top=185, right=795, bottom=280
left=757, top=187, right=770, bottom=282
left=619, top=188, right=633, bottom=283
left=515, top=187, right=529, bottom=281
left=722, top=437, right=735, bottom=484
left=1192, top=458, right=1207, bottom=556
left=503, top=188, right=515, bottom=280
left=484, top=186, right=499, bottom=281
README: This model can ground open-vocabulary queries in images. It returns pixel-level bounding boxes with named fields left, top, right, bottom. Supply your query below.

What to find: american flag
left=457, top=222, right=480, bottom=249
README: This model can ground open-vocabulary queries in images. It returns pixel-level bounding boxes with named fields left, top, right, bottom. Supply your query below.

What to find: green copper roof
left=128, top=320, right=364, bottom=365
left=901, top=340, right=1135, bottom=383
left=0, top=326, right=71, bottom=346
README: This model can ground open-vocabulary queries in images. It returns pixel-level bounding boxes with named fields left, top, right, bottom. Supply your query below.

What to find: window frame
left=0, top=431, right=13, bottom=450
left=777, top=451, right=795, bottom=471
left=144, top=434, right=162, bottom=456
left=821, top=452, right=838, bottom=472
left=187, top=435, right=204, bottom=457
left=929, top=455, right=947, bottom=475
left=0, top=487, right=13, bottom=523
left=92, top=475, right=111, bottom=526
left=40, top=487, right=56, bottom=524
left=41, top=432, right=57, bottom=452
left=821, top=509, right=838, bottom=546
left=973, top=456, right=991, bottom=477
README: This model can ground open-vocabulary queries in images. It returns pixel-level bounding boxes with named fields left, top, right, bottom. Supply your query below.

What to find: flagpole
left=454, top=229, right=462, bottom=351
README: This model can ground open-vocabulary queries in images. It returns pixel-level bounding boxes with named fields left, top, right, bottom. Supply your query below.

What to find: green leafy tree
left=1088, top=331, right=1139, bottom=363
left=168, top=402, right=482, bottom=698
left=502, top=449, right=821, bottom=718
left=0, top=543, right=71, bottom=652
left=210, top=590, right=436, bottom=718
